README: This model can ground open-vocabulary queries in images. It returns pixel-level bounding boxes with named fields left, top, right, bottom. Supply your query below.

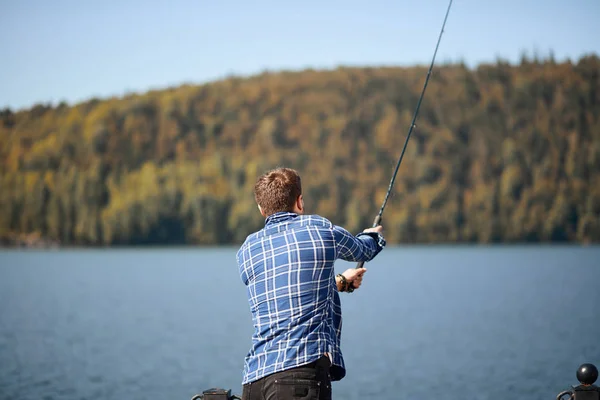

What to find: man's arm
left=332, top=224, right=386, bottom=262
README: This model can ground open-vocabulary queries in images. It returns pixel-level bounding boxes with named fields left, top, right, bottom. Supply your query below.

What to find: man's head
left=254, top=167, right=304, bottom=218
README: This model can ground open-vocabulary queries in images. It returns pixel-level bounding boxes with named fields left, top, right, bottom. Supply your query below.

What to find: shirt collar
left=265, top=211, right=299, bottom=226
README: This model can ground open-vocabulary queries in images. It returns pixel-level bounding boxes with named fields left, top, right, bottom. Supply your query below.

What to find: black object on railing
left=556, top=363, right=599, bottom=400
left=190, top=388, right=241, bottom=400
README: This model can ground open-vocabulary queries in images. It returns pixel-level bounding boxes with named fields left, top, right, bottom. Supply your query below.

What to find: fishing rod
left=352, top=0, right=453, bottom=276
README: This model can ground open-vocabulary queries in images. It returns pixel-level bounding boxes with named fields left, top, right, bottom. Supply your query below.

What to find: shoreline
left=0, top=232, right=60, bottom=249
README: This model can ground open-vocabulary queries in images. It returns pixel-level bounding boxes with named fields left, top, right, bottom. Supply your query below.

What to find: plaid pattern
left=237, top=212, right=385, bottom=385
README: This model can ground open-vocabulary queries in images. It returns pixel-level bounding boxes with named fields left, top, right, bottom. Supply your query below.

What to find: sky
left=1, top=0, right=599, bottom=110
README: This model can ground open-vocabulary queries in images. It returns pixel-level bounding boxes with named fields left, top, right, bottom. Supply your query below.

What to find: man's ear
left=258, top=204, right=267, bottom=218
left=296, top=195, right=304, bottom=213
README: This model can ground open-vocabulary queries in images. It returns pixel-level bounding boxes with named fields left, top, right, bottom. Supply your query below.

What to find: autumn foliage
left=1, top=55, right=599, bottom=245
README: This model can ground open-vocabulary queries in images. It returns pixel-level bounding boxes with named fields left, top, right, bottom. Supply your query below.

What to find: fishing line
left=353, top=0, right=454, bottom=273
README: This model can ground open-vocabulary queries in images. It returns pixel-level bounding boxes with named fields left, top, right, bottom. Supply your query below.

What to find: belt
left=304, top=355, right=332, bottom=369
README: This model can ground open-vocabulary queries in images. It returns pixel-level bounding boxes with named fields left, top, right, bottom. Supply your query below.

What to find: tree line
left=1, top=55, right=599, bottom=246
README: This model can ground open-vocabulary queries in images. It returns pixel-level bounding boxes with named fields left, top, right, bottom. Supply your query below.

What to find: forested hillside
left=1, top=55, right=599, bottom=246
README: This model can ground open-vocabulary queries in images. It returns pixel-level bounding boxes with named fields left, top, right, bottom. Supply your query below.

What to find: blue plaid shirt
left=237, top=212, right=385, bottom=385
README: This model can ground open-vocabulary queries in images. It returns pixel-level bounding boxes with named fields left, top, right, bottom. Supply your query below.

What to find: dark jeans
left=241, top=356, right=332, bottom=400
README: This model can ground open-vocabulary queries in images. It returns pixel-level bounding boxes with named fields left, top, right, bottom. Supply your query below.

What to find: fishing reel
left=190, top=388, right=241, bottom=400
left=556, top=363, right=599, bottom=400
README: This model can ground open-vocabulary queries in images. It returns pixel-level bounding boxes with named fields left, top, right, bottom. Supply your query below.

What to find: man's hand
left=342, top=267, right=367, bottom=290
left=363, top=225, right=383, bottom=234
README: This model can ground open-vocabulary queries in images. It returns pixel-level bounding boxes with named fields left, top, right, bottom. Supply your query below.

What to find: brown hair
left=254, top=167, right=302, bottom=217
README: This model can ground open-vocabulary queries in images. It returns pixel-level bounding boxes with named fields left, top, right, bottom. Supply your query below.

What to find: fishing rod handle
left=355, top=214, right=382, bottom=270
left=372, top=214, right=382, bottom=227
left=347, top=215, right=381, bottom=292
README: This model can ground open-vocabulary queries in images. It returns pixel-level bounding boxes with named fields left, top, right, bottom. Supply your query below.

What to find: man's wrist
left=357, top=231, right=386, bottom=251
left=336, top=273, right=348, bottom=292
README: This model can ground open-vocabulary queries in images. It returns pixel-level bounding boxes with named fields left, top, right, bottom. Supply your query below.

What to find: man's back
left=237, top=212, right=382, bottom=385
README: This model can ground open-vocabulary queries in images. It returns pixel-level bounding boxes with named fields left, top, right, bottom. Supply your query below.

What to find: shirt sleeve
left=332, top=225, right=386, bottom=262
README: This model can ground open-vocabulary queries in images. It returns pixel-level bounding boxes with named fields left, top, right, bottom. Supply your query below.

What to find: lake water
left=0, top=246, right=599, bottom=400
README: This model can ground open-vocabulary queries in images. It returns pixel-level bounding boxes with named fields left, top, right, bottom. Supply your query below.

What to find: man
left=237, top=167, right=386, bottom=400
